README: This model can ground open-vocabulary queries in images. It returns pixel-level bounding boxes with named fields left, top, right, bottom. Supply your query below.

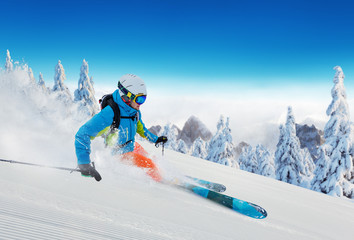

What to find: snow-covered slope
left=0, top=142, right=353, bottom=240
left=0, top=69, right=353, bottom=239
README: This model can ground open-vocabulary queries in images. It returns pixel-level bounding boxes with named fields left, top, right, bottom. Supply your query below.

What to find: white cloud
left=142, top=92, right=329, bottom=150
left=84, top=80, right=352, bottom=151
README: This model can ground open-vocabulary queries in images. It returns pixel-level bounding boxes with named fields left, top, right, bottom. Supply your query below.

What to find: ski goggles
left=118, top=82, right=147, bottom=105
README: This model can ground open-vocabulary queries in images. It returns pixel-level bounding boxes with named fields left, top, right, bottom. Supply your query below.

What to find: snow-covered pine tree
left=191, top=136, right=208, bottom=159
left=238, top=145, right=258, bottom=173
left=206, top=115, right=238, bottom=168
left=176, top=139, right=189, bottom=154
left=238, top=144, right=275, bottom=178
left=28, top=67, right=35, bottom=84
left=53, top=60, right=68, bottom=92
left=74, top=59, right=94, bottom=101
left=160, top=123, right=178, bottom=151
left=74, top=59, right=99, bottom=116
left=274, top=106, right=314, bottom=188
left=53, top=60, right=72, bottom=104
left=255, top=144, right=275, bottom=178
left=38, top=73, right=49, bottom=93
left=90, top=76, right=94, bottom=89
left=312, top=66, right=354, bottom=198
left=303, top=147, right=315, bottom=178
left=217, top=115, right=225, bottom=131
left=5, top=50, right=13, bottom=73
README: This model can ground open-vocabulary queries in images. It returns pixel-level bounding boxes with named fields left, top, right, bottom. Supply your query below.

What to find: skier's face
left=130, top=101, right=140, bottom=110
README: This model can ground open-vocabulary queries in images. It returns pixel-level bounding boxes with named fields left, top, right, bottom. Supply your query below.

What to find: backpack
left=99, top=94, right=138, bottom=129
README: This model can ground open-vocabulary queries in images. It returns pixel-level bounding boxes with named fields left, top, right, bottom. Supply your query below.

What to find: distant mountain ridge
left=295, top=123, right=324, bottom=162
left=179, top=116, right=212, bottom=146
left=149, top=117, right=325, bottom=162
left=148, top=115, right=212, bottom=147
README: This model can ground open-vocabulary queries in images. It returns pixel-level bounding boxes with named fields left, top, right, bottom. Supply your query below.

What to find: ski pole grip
left=91, top=162, right=102, bottom=181
left=92, top=169, right=102, bottom=182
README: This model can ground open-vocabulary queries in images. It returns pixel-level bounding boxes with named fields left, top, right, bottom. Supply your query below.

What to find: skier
left=75, top=74, right=168, bottom=181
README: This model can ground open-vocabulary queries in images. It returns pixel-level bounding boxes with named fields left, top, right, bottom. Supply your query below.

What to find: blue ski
left=177, top=182, right=267, bottom=219
left=185, top=176, right=226, bottom=193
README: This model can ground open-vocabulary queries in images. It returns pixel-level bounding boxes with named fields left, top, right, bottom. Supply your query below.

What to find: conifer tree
left=5, top=50, right=13, bottom=73
left=74, top=59, right=99, bottom=116
left=38, top=73, right=49, bottom=93
left=90, top=76, right=94, bottom=88
left=28, top=67, right=35, bottom=84
left=239, top=146, right=258, bottom=173
left=53, top=60, right=72, bottom=103
left=53, top=60, right=68, bottom=91
left=255, top=144, right=276, bottom=178
left=160, top=123, right=178, bottom=151
left=275, top=107, right=314, bottom=187
left=312, top=66, right=354, bottom=198
left=206, top=116, right=238, bottom=167
left=191, top=137, right=207, bottom=159
left=177, top=139, right=189, bottom=154
left=238, top=144, right=275, bottom=177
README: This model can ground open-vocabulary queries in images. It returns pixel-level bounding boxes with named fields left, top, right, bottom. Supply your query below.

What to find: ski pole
left=0, top=158, right=80, bottom=172
left=0, top=158, right=102, bottom=181
left=155, top=142, right=165, bottom=156
left=162, top=142, right=165, bottom=156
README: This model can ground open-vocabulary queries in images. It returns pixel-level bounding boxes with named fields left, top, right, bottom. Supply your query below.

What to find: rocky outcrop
left=296, top=124, right=324, bottom=162
left=179, top=116, right=212, bottom=147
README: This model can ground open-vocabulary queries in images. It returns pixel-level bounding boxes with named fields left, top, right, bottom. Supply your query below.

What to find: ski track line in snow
left=160, top=182, right=322, bottom=240
left=0, top=196, right=174, bottom=240
left=199, top=202, right=322, bottom=240
left=0, top=172, right=232, bottom=240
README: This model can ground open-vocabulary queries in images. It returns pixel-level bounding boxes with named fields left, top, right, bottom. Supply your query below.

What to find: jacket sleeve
left=136, top=114, right=158, bottom=143
left=75, top=107, right=114, bottom=165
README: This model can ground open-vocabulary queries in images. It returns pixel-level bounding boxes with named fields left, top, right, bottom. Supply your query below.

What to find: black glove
left=155, top=136, right=168, bottom=146
left=78, top=163, right=102, bottom=182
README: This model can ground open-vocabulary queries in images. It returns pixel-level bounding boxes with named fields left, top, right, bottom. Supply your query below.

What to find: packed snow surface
left=0, top=69, right=353, bottom=239
left=0, top=144, right=353, bottom=240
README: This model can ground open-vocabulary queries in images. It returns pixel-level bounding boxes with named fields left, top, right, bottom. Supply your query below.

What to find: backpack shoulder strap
left=106, top=97, right=121, bottom=129
left=100, top=94, right=139, bottom=129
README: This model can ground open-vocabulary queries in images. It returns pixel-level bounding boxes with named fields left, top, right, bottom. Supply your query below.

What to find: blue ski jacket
left=75, top=89, right=158, bottom=165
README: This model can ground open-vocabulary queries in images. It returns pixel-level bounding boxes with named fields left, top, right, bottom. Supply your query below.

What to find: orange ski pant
left=121, top=143, right=162, bottom=182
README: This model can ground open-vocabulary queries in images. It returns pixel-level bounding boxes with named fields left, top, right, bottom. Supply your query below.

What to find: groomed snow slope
left=0, top=141, right=353, bottom=240
left=0, top=70, right=353, bottom=239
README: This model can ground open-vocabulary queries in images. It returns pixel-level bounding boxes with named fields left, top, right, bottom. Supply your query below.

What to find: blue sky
left=3, top=0, right=354, bottom=145
left=2, top=0, right=354, bottom=95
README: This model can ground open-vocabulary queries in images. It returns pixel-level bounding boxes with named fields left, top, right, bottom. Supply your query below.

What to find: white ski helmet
left=118, top=74, right=147, bottom=97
